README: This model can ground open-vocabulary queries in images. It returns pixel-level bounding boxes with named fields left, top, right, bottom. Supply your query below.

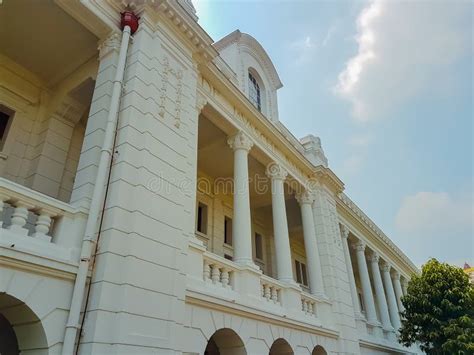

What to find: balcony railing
left=187, top=236, right=335, bottom=332
left=301, top=292, right=317, bottom=317
left=0, top=178, right=87, bottom=266
left=260, top=274, right=282, bottom=305
left=203, top=252, right=237, bottom=290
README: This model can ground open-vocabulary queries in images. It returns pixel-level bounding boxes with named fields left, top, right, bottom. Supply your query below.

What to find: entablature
left=337, top=193, right=418, bottom=277
left=197, top=64, right=344, bottom=195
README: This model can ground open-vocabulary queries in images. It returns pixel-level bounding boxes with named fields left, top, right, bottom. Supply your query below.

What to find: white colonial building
left=0, top=1, right=420, bottom=354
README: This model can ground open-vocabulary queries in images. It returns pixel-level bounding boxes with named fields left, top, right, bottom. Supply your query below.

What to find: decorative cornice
left=338, top=192, right=418, bottom=274
left=227, top=131, right=253, bottom=152
left=266, top=162, right=288, bottom=181
left=111, top=0, right=218, bottom=62
left=312, top=166, right=344, bottom=194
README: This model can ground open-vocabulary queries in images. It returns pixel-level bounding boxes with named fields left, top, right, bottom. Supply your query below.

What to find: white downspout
left=62, top=24, right=132, bottom=354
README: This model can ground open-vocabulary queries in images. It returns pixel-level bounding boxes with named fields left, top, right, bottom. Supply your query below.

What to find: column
left=353, top=241, right=378, bottom=325
left=381, top=261, right=401, bottom=330
left=340, top=225, right=362, bottom=317
left=368, top=253, right=393, bottom=331
left=227, top=131, right=254, bottom=266
left=401, top=278, right=408, bottom=296
left=296, top=190, right=325, bottom=296
left=266, top=163, right=294, bottom=284
left=392, top=271, right=405, bottom=313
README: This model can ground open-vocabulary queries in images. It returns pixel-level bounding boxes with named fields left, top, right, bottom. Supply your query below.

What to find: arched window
left=248, top=71, right=261, bottom=111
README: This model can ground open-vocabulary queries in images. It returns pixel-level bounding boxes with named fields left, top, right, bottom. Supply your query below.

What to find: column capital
left=266, top=162, right=288, bottom=181
left=196, top=93, right=207, bottom=111
left=391, top=270, right=401, bottom=280
left=340, top=224, right=350, bottom=239
left=380, top=261, right=392, bottom=273
left=98, top=32, right=121, bottom=59
left=295, top=190, right=314, bottom=205
left=368, top=252, right=380, bottom=263
left=227, top=131, right=253, bottom=152
left=353, top=240, right=366, bottom=252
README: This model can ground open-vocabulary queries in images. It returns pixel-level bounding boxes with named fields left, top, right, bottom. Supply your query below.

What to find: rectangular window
left=224, top=216, right=232, bottom=245
left=255, top=233, right=263, bottom=260
left=197, top=202, right=208, bottom=234
left=295, top=260, right=309, bottom=286
left=224, top=254, right=233, bottom=261
left=0, top=106, right=13, bottom=149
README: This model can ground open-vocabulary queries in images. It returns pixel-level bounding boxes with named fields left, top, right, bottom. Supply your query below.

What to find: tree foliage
left=399, top=258, right=474, bottom=354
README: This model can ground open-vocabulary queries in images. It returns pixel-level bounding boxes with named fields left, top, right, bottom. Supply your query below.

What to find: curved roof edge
left=214, top=30, right=283, bottom=90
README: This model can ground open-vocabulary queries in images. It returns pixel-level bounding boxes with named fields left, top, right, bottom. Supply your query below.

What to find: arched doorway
left=312, top=345, right=327, bottom=355
left=0, top=314, right=19, bottom=355
left=269, top=338, right=294, bottom=355
left=0, top=293, right=47, bottom=354
left=204, top=328, right=247, bottom=355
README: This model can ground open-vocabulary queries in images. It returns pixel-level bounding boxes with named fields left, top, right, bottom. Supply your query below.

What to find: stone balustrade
left=260, top=275, right=282, bottom=305
left=0, top=178, right=87, bottom=264
left=203, top=253, right=236, bottom=290
left=301, top=292, right=317, bottom=317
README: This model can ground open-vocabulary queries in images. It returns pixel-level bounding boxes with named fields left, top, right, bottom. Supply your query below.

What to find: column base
left=311, top=292, right=329, bottom=302
left=278, top=277, right=300, bottom=289
left=234, top=258, right=260, bottom=271
left=367, top=319, right=382, bottom=328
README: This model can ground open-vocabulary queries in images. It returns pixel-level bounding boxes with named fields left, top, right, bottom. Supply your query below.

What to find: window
left=254, top=233, right=263, bottom=260
left=0, top=106, right=13, bottom=149
left=224, top=254, right=233, bottom=261
left=224, top=216, right=232, bottom=245
left=248, top=72, right=261, bottom=111
left=295, top=260, right=308, bottom=286
left=197, top=202, right=208, bottom=234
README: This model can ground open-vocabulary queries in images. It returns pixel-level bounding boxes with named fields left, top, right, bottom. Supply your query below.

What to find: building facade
left=0, top=1, right=420, bottom=354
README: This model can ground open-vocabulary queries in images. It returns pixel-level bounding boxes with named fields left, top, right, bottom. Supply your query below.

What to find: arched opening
left=312, top=345, right=327, bottom=355
left=0, top=314, right=19, bottom=355
left=204, top=328, right=247, bottom=355
left=269, top=338, right=294, bottom=355
left=0, top=293, right=48, bottom=354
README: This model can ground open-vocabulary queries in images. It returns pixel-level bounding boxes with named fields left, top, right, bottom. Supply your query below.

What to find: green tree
left=399, top=258, right=474, bottom=354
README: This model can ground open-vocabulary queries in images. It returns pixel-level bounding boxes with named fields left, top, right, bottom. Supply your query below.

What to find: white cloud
left=334, top=0, right=470, bottom=121
left=396, top=191, right=473, bottom=235
left=290, top=36, right=316, bottom=65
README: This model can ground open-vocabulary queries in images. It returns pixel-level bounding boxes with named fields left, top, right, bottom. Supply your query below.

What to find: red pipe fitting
left=121, top=11, right=140, bottom=35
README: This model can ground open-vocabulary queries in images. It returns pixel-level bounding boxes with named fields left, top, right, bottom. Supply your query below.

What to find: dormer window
left=248, top=72, right=261, bottom=111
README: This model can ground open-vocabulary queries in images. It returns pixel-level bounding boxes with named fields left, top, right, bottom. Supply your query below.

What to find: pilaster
left=79, top=19, right=198, bottom=353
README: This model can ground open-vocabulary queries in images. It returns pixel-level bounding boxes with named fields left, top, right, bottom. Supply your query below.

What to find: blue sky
left=193, top=0, right=473, bottom=267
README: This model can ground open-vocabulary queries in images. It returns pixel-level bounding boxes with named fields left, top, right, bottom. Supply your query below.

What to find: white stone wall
left=0, top=54, right=93, bottom=203
left=0, top=265, right=75, bottom=354
left=78, top=17, right=200, bottom=353
left=183, top=304, right=338, bottom=355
